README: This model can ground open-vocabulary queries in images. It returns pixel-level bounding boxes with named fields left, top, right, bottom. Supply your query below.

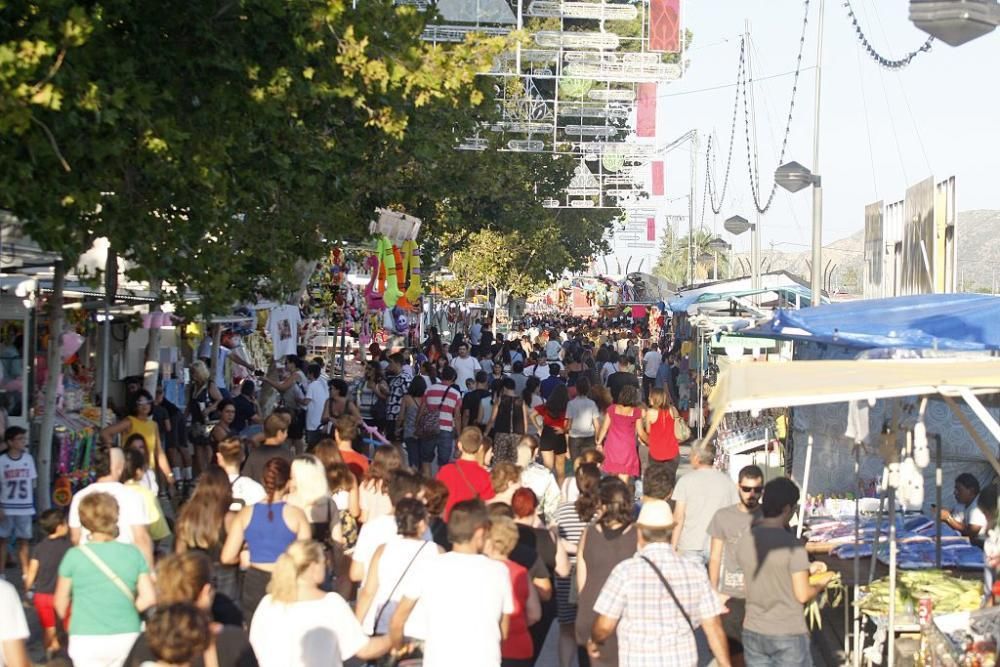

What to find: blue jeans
left=435, top=430, right=455, bottom=467
left=742, top=629, right=812, bottom=666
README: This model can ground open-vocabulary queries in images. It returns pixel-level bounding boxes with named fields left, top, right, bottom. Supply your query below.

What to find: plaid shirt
left=593, top=543, right=723, bottom=667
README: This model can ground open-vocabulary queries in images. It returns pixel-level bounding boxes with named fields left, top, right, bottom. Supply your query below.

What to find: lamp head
left=910, top=0, right=998, bottom=46
left=724, top=215, right=751, bottom=235
left=775, top=161, right=817, bottom=193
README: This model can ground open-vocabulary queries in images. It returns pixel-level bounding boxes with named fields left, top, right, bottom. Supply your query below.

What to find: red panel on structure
left=637, top=83, right=657, bottom=137
left=649, top=0, right=681, bottom=53
left=647, top=218, right=656, bottom=242
left=651, top=161, right=664, bottom=195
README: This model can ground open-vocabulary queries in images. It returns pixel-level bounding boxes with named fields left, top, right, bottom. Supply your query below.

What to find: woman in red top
left=638, top=388, right=681, bottom=482
left=486, top=516, right=541, bottom=667
left=530, top=384, right=570, bottom=486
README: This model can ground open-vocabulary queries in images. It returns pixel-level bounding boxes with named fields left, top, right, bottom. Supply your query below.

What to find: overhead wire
left=740, top=0, right=812, bottom=214
left=852, top=8, right=880, bottom=200
left=867, top=0, right=934, bottom=176
left=858, top=0, right=910, bottom=184
left=748, top=32, right=805, bottom=238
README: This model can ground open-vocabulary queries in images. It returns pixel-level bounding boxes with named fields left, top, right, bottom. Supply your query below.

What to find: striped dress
left=554, top=500, right=589, bottom=624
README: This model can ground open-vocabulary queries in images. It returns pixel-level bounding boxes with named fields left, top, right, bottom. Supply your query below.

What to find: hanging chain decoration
left=704, top=36, right=747, bottom=217
left=743, top=0, right=811, bottom=214
left=844, top=0, right=934, bottom=70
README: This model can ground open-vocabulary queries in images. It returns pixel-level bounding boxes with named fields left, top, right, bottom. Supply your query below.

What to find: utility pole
left=810, top=0, right=826, bottom=306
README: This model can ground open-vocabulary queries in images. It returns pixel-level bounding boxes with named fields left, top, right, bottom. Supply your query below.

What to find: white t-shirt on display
left=0, top=579, right=29, bottom=667
left=305, top=378, right=328, bottom=431
left=249, top=593, right=368, bottom=667
left=401, top=552, right=514, bottom=667
left=268, top=305, right=302, bottom=361
left=566, top=396, right=600, bottom=437
left=68, top=481, right=150, bottom=545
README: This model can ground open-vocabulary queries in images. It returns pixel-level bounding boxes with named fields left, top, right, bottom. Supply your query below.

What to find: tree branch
left=30, top=115, right=71, bottom=172
left=30, top=48, right=67, bottom=95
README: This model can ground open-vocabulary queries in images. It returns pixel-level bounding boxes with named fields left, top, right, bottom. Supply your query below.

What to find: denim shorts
left=0, top=514, right=32, bottom=540
left=742, top=629, right=812, bottom=666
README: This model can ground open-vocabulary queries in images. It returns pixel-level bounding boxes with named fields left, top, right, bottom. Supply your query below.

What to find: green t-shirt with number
left=58, top=541, right=148, bottom=635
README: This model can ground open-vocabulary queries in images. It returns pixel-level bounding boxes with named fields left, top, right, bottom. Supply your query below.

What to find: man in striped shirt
left=422, top=367, right=462, bottom=468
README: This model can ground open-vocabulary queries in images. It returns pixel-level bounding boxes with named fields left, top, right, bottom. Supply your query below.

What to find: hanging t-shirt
left=268, top=305, right=302, bottom=361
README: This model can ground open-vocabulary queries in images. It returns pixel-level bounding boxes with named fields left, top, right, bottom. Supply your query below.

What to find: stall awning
left=743, top=293, right=1000, bottom=351
left=709, top=358, right=1000, bottom=416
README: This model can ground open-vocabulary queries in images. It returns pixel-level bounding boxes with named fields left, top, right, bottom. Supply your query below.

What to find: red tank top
left=647, top=409, right=679, bottom=461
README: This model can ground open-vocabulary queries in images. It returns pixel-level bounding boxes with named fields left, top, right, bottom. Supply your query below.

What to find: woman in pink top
left=595, top=385, right=643, bottom=482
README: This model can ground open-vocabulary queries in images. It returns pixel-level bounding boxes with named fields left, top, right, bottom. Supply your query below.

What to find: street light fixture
left=724, top=215, right=759, bottom=292
left=776, top=161, right=823, bottom=306
left=910, top=0, right=1000, bottom=46
left=707, top=236, right=730, bottom=251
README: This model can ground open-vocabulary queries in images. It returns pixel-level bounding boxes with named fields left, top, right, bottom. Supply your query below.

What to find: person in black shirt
left=125, top=551, right=257, bottom=667
left=232, top=380, right=261, bottom=435
left=461, top=371, right=492, bottom=432
left=24, top=509, right=72, bottom=657
left=606, top=357, right=641, bottom=404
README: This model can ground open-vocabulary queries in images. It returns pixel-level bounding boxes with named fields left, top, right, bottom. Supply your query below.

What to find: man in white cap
left=588, top=500, right=731, bottom=667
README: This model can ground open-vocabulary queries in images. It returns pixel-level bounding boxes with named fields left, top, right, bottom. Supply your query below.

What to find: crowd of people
left=0, top=317, right=844, bottom=667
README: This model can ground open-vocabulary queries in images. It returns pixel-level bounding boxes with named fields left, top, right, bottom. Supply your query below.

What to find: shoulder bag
left=669, top=406, right=692, bottom=442
left=78, top=544, right=137, bottom=606
left=640, top=555, right=695, bottom=633
left=415, top=386, right=454, bottom=440
left=372, top=541, right=429, bottom=633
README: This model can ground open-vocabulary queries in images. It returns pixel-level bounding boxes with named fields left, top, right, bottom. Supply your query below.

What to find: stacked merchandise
left=807, top=514, right=984, bottom=569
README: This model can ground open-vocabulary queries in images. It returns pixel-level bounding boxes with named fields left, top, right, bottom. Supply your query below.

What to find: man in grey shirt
left=707, top=465, right=764, bottom=659
left=671, top=441, right=738, bottom=564
left=735, top=476, right=830, bottom=665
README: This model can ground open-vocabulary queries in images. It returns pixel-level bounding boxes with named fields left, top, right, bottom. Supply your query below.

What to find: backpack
left=416, top=386, right=455, bottom=440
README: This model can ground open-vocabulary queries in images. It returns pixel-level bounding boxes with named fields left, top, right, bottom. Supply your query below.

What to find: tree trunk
left=143, top=279, right=163, bottom=395
left=36, top=258, right=66, bottom=513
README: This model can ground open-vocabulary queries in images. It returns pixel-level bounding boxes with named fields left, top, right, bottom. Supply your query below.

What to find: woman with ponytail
left=573, top=476, right=638, bottom=667
left=249, top=540, right=391, bottom=667
left=222, top=458, right=310, bottom=622
left=552, top=463, right=601, bottom=667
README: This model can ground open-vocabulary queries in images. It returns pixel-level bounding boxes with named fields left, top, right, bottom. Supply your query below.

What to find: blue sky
left=658, top=0, right=1000, bottom=256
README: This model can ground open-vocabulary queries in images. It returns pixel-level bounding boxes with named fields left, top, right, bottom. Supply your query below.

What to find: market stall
left=707, top=358, right=1000, bottom=666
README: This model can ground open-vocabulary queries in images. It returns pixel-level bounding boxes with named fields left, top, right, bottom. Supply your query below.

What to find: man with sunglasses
left=707, top=465, right=764, bottom=664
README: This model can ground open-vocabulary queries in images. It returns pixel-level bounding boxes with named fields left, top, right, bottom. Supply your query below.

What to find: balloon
left=61, top=331, right=84, bottom=360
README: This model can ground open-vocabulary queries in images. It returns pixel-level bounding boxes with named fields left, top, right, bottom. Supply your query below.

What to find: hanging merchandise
left=267, top=304, right=302, bottom=361
left=400, top=240, right=422, bottom=309
left=364, top=254, right=386, bottom=311
left=377, top=236, right=403, bottom=307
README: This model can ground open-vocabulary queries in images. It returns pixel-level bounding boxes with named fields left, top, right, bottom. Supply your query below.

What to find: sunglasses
left=740, top=486, right=763, bottom=495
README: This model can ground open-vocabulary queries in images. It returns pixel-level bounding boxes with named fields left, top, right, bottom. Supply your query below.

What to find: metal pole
left=100, top=301, right=110, bottom=426
left=852, top=445, right=862, bottom=667
left=887, top=482, right=898, bottom=667
left=796, top=434, right=814, bottom=539
left=935, top=434, right=943, bottom=568
left=688, top=132, right=698, bottom=286
left=751, top=222, right=760, bottom=296
left=810, top=0, right=825, bottom=306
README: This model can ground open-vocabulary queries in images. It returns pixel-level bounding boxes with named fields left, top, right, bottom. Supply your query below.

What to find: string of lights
left=704, top=37, right=746, bottom=216
left=844, top=0, right=934, bottom=70
left=742, top=0, right=812, bottom=214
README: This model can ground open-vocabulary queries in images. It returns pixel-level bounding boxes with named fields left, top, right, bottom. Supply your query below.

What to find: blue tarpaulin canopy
left=743, top=293, right=1000, bottom=351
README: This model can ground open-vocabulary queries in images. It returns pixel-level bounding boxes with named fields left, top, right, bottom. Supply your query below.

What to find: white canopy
left=709, top=358, right=1000, bottom=416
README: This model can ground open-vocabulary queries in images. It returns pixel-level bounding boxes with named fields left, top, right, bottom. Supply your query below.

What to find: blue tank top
left=244, top=501, right=296, bottom=564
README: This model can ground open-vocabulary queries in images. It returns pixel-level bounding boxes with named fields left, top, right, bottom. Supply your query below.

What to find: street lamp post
left=724, top=215, right=758, bottom=293
left=910, top=0, right=1000, bottom=45
left=775, top=161, right=823, bottom=305
left=707, top=236, right=730, bottom=281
